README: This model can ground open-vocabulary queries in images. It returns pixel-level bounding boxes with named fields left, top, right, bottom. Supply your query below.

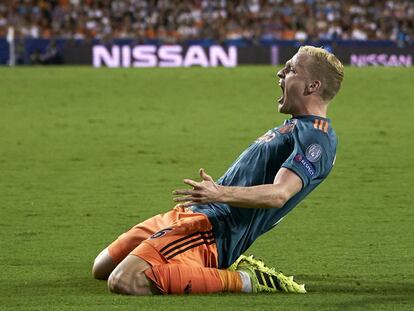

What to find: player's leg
left=92, top=209, right=181, bottom=280
left=107, top=254, right=249, bottom=295
left=144, top=262, right=250, bottom=294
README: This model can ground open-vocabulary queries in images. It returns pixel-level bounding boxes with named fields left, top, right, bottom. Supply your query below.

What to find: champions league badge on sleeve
left=294, top=154, right=316, bottom=177
left=305, top=144, right=322, bottom=162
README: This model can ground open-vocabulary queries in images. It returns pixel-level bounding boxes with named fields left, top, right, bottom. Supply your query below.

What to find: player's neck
left=292, top=98, right=328, bottom=118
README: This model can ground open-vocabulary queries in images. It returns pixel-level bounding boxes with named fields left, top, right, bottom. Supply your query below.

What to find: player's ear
left=307, top=80, right=321, bottom=94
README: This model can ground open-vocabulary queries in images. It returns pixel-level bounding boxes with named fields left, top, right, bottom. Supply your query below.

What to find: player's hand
left=172, top=168, right=222, bottom=207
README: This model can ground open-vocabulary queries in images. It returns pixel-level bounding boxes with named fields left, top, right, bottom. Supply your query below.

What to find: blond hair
left=298, top=46, right=344, bottom=101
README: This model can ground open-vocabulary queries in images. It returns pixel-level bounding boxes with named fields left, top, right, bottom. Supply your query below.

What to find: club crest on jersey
left=256, top=130, right=276, bottom=143
left=305, top=144, right=322, bottom=162
left=150, top=227, right=174, bottom=239
left=277, top=119, right=297, bottom=134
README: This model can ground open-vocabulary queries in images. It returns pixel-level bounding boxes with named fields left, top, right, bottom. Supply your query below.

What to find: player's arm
left=172, top=168, right=302, bottom=209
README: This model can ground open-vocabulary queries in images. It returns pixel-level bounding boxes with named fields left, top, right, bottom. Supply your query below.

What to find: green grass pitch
left=0, top=66, right=413, bottom=311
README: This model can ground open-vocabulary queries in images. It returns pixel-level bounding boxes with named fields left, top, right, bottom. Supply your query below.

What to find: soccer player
left=92, top=46, right=344, bottom=295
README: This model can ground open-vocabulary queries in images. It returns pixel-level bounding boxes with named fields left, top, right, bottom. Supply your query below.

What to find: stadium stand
left=0, top=0, right=412, bottom=45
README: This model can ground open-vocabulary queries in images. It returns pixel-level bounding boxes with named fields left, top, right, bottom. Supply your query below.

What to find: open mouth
left=278, top=80, right=285, bottom=104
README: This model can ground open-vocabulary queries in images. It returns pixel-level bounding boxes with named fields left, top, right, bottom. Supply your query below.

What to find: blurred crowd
left=0, top=0, right=413, bottom=44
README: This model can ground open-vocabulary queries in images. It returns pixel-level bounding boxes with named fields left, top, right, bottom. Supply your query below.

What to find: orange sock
left=217, top=269, right=243, bottom=292
left=144, top=264, right=243, bottom=294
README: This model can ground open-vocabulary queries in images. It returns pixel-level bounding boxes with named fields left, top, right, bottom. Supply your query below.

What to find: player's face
left=277, top=53, right=311, bottom=115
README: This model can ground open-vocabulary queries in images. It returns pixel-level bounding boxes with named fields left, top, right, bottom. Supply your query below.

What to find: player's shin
left=144, top=264, right=250, bottom=294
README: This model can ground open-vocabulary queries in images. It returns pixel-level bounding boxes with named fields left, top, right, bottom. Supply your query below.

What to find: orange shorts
left=107, top=206, right=219, bottom=268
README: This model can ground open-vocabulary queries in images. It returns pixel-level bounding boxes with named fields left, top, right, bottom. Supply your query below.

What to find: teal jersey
left=191, top=115, right=338, bottom=268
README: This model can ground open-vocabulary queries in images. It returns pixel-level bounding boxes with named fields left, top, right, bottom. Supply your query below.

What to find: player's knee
left=92, top=248, right=117, bottom=280
left=107, top=268, right=151, bottom=295
left=107, top=269, right=122, bottom=293
left=92, top=259, right=107, bottom=280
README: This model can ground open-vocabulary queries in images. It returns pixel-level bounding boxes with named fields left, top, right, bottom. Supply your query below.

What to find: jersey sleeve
left=281, top=129, right=334, bottom=188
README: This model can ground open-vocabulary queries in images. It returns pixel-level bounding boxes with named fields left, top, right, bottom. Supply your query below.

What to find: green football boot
left=228, top=254, right=250, bottom=272
left=229, top=255, right=306, bottom=294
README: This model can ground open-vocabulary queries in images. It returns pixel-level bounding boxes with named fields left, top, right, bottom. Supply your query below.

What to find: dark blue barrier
left=223, top=38, right=251, bottom=47
left=0, top=39, right=8, bottom=64
left=185, top=39, right=215, bottom=47
left=0, top=38, right=67, bottom=64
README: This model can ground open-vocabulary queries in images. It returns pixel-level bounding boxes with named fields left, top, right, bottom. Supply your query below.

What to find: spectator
left=29, top=40, right=62, bottom=65
left=0, top=0, right=412, bottom=45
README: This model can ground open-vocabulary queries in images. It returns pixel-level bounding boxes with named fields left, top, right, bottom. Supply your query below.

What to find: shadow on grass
left=299, top=274, right=414, bottom=296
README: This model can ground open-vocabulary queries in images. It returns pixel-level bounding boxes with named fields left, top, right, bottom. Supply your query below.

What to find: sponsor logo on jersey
left=294, top=153, right=315, bottom=177
left=277, top=119, right=297, bottom=134
left=150, top=227, right=174, bottom=239
left=255, top=130, right=276, bottom=143
left=305, top=144, right=322, bottom=162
